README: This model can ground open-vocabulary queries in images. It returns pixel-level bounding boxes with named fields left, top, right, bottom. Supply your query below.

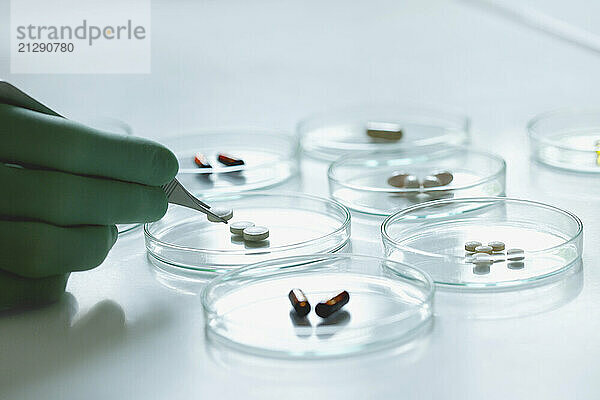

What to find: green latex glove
left=0, top=104, right=178, bottom=310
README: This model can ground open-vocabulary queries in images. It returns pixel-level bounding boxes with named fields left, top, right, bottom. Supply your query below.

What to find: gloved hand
left=0, top=103, right=178, bottom=310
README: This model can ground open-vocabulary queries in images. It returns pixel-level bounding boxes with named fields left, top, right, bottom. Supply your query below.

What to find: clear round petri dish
left=328, top=147, right=505, bottom=215
left=297, top=104, right=470, bottom=160
left=201, top=254, right=434, bottom=358
left=381, top=197, right=583, bottom=290
left=145, top=192, right=351, bottom=273
left=528, top=108, right=600, bottom=173
left=158, top=129, right=299, bottom=194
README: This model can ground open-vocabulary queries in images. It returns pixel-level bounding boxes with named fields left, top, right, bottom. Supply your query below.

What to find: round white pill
left=422, top=175, right=442, bottom=188
left=488, top=241, right=506, bottom=251
left=230, top=221, right=255, bottom=235
left=243, top=226, right=269, bottom=241
left=474, top=245, right=493, bottom=254
left=207, top=207, right=233, bottom=222
left=465, top=241, right=482, bottom=252
left=507, top=248, right=525, bottom=261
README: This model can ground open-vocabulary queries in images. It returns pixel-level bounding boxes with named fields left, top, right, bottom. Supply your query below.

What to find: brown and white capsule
left=365, top=122, right=403, bottom=141
left=434, top=171, right=454, bottom=186
left=194, top=153, right=212, bottom=169
left=404, top=175, right=420, bottom=189
left=422, top=175, right=442, bottom=188
left=288, top=288, right=311, bottom=317
left=315, top=291, right=350, bottom=318
left=217, top=153, right=245, bottom=166
left=387, top=173, right=409, bottom=188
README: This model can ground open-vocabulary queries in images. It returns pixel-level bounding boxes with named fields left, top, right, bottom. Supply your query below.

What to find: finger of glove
left=0, top=270, right=69, bottom=311
left=0, top=163, right=168, bottom=225
left=0, top=104, right=178, bottom=186
left=0, top=221, right=117, bottom=278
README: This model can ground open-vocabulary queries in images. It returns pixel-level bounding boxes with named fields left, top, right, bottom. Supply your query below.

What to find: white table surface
left=2, top=0, right=600, bottom=398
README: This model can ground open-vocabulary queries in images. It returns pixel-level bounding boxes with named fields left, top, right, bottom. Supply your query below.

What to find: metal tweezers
left=161, top=179, right=227, bottom=223
left=0, top=80, right=228, bottom=224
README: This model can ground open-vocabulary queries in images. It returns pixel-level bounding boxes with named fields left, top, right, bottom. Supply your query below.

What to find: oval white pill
left=230, top=221, right=255, bottom=235
left=243, top=226, right=269, bottom=241
left=207, top=207, right=233, bottom=222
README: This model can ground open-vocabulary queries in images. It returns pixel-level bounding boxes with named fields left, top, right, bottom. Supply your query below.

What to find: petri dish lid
left=381, top=197, right=583, bottom=290
left=201, top=254, right=434, bottom=359
left=328, top=146, right=506, bottom=215
left=145, top=192, right=351, bottom=274
left=528, top=108, right=600, bottom=173
left=157, top=129, right=300, bottom=194
left=297, top=104, right=470, bottom=161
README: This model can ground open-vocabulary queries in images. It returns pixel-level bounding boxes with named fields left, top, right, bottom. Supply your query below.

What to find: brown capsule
left=422, top=175, right=442, bottom=188
left=315, top=290, right=350, bottom=318
left=387, top=173, right=409, bottom=188
left=365, top=122, right=403, bottom=141
left=434, top=171, right=453, bottom=186
left=288, top=288, right=311, bottom=317
left=194, top=153, right=212, bottom=169
left=217, top=153, right=245, bottom=166
left=404, top=175, right=420, bottom=188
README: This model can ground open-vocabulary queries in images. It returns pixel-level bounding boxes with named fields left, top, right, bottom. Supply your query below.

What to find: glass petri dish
left=145, top=192, right=351, bottom=273
left=381, top=197, right=583, bottom=290
left=328, top=147, right=505, bottom=215
left=201, top=254, right=434, bottom=358
left=297, top=104, right=470, bottom=160
left=158, top=129, right=299, bottom=194
left=528, top=108, right=600, bottom=173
